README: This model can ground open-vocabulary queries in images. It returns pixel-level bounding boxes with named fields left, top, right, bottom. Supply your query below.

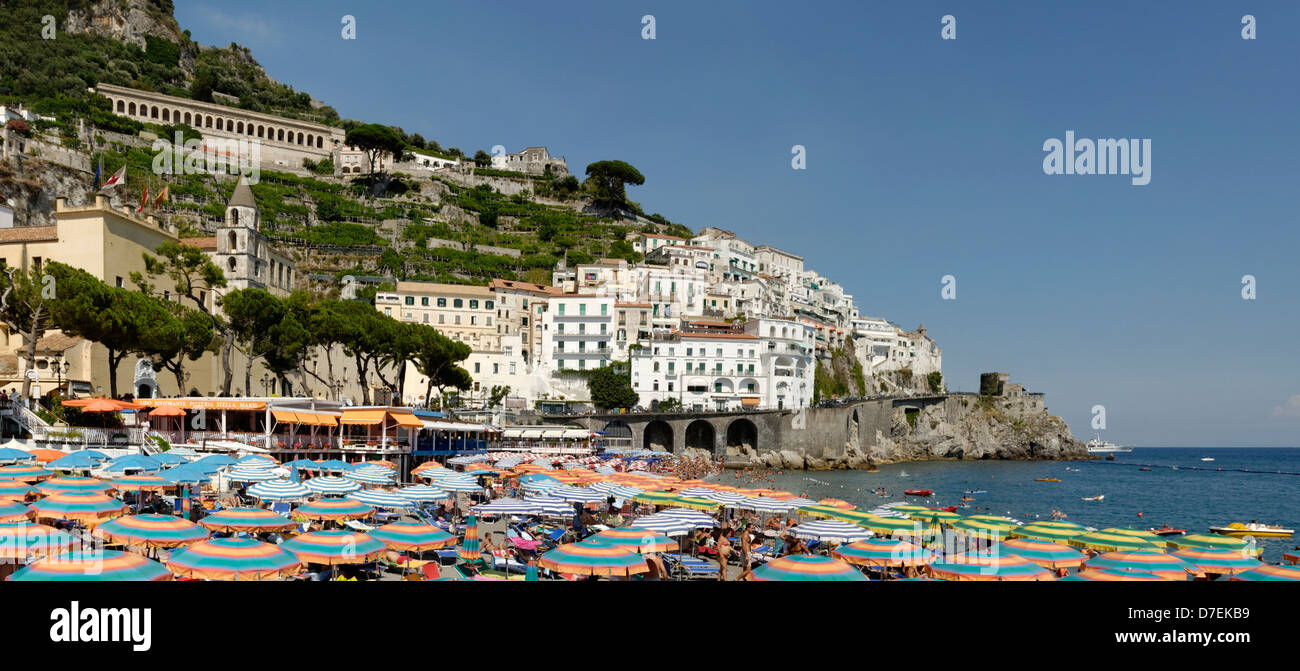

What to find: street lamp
left=260, top=373, right=272, bottom=397
left=53, top=354, right=69, bottom=396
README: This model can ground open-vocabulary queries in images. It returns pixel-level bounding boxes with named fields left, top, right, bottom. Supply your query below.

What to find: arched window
left=216, top=118, right=223, bottom=131
left=236, top=121, right=244, bottom=134
left=277, top=129, right=284, bottom=142
left=229, top=231, right=238, bottom=250
left=162, top=109, right=169, bottom=122
left=316, top=135, right=323, bottom=148
left=151, top=106, right=159, bottom=119
left=115, top=100, right=124, bottom=113
left=257, top=125, right=264, bottom=138
left=128, top=102, right=136, bottom=115
left=231, top=210, right=239, bottom=228
left=228, top=257, right=237, bottom=271
left=297, top=132, right=304, bottom=145
left=184, top=112, right=191, bottom=125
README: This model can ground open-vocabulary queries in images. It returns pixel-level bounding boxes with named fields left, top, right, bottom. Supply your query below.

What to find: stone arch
left=277, top=128, right=284, bottom=142
left=236, top=121, right=244, bottom=134
left=643, top=420, right=673, bottom=452
left=602, top=420, right=632, bottom=450
left=161, top=108, right=170, bottom=122
left=296, top=132, right=304, bottom=145
left=228, top=230, right=238, bottom=249
left=227, top=257, right=237, bottom=271
left=128, top=102, right=136, bottom=115
left=150, top=105, right=159, bottom=119
left=316, top=135, right=323, bottom=148
left=726, top=418, right=758, bottom=452
left=684, top=420, right=716, bottom=453
left=216, top=118, right=223, bottom=131
left=115, top=100, right=124, bottom=113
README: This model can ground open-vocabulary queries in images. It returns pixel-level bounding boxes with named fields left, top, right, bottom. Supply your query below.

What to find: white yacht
left=1085, top=435, right=1132, bottom=454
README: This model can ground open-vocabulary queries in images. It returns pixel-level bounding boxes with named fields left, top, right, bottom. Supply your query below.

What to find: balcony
left=553, top=331, right=612, bottom=339
left=552, top=347, right=611, bottom=358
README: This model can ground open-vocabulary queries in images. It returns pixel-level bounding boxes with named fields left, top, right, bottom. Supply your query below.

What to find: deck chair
left=271, top=502, right=292, bottom=515
left=421, top=563, right=442, bottom=580
left=662, top=553, right=720, bottom=580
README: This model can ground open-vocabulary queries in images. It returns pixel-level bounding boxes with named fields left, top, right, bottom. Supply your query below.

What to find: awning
left=502, top=429, right=524, bottom=439
left=339, top=409, right=387, bottom=425
left=741, top=397, right=762, bottom=406
left=271, top=410, right=299, bottom=423
left=389, top=412, right=423, bottom=429
left=306, top=413, right=339, bottom=427
left=561, top=429, right=592, bottom=439
left=138, top=399, right=267, bottom=411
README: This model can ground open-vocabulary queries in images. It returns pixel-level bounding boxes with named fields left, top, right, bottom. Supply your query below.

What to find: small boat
left=866, top=469, right=880, bottom=473
left=1148, top=525, right=1186, bottom=536
left=936, top=506, right=958, bottom=513
left=1138, top=467, right=1152, bottom=471
left=903, top=489, right=933, bottom=497
left=1065, top=467, right=1080, bottom=472
left=960, top=497, right=976, bottom=503
left=1201, top=458, right=1215, bottom=462
left=1081, top=495, right=1104, bottom=501
left=1033, top=478, right=1060, bottom=482
left=1210, top=523, right=1294, bottom=538
left=963, top=489, right=988, bottom=495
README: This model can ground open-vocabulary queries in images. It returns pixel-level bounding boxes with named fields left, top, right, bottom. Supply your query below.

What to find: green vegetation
left=587, top=366, right=639, bottom=410
left=905, top=408, right=919, bottom=430
left=584, top=160, right=645, bottom=212
left=927, top=371, right=944, bottom=393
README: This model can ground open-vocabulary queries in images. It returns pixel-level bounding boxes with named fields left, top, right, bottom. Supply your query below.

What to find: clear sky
left=175, top=1, right=1300, bottom=447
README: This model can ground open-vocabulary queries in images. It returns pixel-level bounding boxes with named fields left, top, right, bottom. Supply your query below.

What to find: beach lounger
left=271, top=502, right=292, bottom=515
left=487, top=550, right=529, bottom=574
left=662, top=553, right=720, bottom=580
left=433, top=549, right=460, bottom=565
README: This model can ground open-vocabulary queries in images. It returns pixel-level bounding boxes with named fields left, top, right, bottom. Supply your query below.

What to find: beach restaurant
left=498, top=426, right=598, bottom=454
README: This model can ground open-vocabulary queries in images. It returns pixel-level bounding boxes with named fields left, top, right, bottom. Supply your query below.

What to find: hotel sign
left=137, top=399, right=267, bottom=411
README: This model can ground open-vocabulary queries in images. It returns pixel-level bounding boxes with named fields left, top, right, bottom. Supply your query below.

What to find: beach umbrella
left=282, top=530, right=386, bottom=565
left=9, top=550, right=172, bottom=581
left=25, top=449, right=68, bottom=464
left=293, top=497, right=374, bottom=522
left=0, top=480, right=36, bottom=501
left=542, top=485, right=605, bottom=504
left=198, top=508, right=298, bottom=534
left=526, top=560, right=539, bottom=581
left=998, top=538, right=1087, bottom=570
left=679, top=487, right=717, bottom=498
left=30, top=491, right=127, bottom=525
left=152, top=452, right=189, bottom=466
left=590, top=527, right=680, bottom=553
left=63, top=397, right=145, bottom=412
left=858, top=514, right=925, bottom=537
left=0, top=447, right=34, bottom=464
left=159, top=464, right=211, bottom=485
left=908, top=509, right=962, bottom=524
left=395, top=484, right=448, bottom=502
left=236, top=455, right=278, bottom=467
left=1084, top=551, right=1203, bottom=580
left=928, top=550, right=1055, bottom=581
left=1069, top=529, right=1165, bottom=553
left=1106, top=527, right=1164, bottom=542
left=369, top=522, right=457, bottom=551
left=0, top=464, right=52, bottom=481
left=657, top=508, right=719, bottom=527
left=952, top=518, right=1019, bottom=539
left=589, top=482, right=644, bottom=499
left=283, top=459, right=320, bottom=471
left=459, top=514, right=482, bottom=564
left=1230, top=564, right=1300, bottom=581
left=96, top=514, right=208, bottom=549
left=347, top=460, right=396, bottom=470
left=518, top=473, right=561, bottom=484
left=1061, top=568, right=1168, bottom=581
left=701, top=491, right=746, bottom=505
left=832, top=538, right=930, bottom=567
left=817, top=498, right=856, bottom=510
left=37, top=476, right=113, bottom=495
left=166, top=537, right=303, bottom=580
left=316, top=459, right=350, bottom=472
left=629, top=515, right=699, bottom=536
left=890, top=504, right=933, bottom=515
left=791, top=519, right=874, bottom=544
left=434, top=479, right=485, bottom=493
left=102, top=454, right=163, bottom=475
left=224, top=466, right=277, bottom=483
left=1166, top=534, right=1258, bottom=554
left=1170, top=547, right=1264, bottom=575
left=633, top=490, right=682, bottom=507
left=46, top=450, right=109, bottom=471
left=667, top=495, right=723, bottom=511
left=472, top=498, right=541, bottom=516
left=522, top=496, right=576, bottom=517
left=247, top=479, right=312, bottom=501
left=521, top=479, right=562, bottom=494
left=735, top=496, right=799, bottom=514
left=347, top=489, right=415, bottom=510
left=0, top=501, right=34, bottom=522
left=194, top=454, right=238, bottom=468
left=166, top=447, right=199, bottom=460
left=799, top=504, right=853, bottom=519
left=1008, top=521, right=1087, bottom=543
left=344, top=467, right=395, bottom=485
left=538, top=540, right=649, bottom=577
left=110, top=475, right=174, bottom=491
left=0, top=521, right=76, bottom=559
left=750, top=554, right=868, bottom=581
left=305, top=476, right=362, bottom=495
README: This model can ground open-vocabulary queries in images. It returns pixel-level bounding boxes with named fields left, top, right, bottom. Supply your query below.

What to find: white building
left=538, top=294, right=617, bottom=373
left=693, top=227, right=758, bottom=282
left=631, top=330, right=765, bottom=412
left=743, top=317, right=816, bottom=410
left=630, top=232, right=687, bottom=256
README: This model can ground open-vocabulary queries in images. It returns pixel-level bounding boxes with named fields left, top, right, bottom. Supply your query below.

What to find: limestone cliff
left=863, top=395, right=1086, bottom=464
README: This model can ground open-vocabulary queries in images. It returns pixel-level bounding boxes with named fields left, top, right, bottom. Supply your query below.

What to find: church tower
left=215, top=176, right=264, bottom=290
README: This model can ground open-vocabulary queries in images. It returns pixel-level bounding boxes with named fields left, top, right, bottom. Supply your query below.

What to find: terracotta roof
left=34, top=333, right=87, bottom=354
left=643, top=233, right=685, bottom=241
left=181, top=236, right=217, bottom=250
left=0, top=226, right=59, bottom=243
left=488, top=278, right=564, bottom=296
left=685, top=319, right=732, bottom=327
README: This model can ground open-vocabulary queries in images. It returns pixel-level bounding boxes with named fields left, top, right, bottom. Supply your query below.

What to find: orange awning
left=312, top=413, right=339, bottom=428
left=741, top=397, right=761, bottom=406
left=271, top=410, right=299, bottom=423
left=339, top=409, right=386, bottom=425
left=389, top=412, right=423, bottom=428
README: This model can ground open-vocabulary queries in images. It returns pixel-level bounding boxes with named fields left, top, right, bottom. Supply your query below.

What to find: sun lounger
left=487, top=551, right=529, bottom=573
left=433, top=549, right=460, bottom=565
left=345, top=519, right=375, bottom=532
left=662, top=553, right=720, bottom=580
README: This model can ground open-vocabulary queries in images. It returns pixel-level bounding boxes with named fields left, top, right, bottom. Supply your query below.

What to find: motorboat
left=903, top=489, right=933, bottom=497
left=1138, top=467, right=1152, bottom=471
left=1034, top=478, right=1060, bottom=482
left=1210, top=523, right=1294, bottom=538
left=1148, top=525, right=1186, bottom=536
left=1080, top=495, right=1104, bottom=501
left=1201, top=458, right=1215, bottom=462
left=1086, top=435, right=1132, bottom=454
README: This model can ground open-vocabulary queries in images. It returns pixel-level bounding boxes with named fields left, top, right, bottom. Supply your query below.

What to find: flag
left=101, top=165, right=125, bottom=190
left=153, top=184, right=168, bottom=209
left=136, top=185, right=148, bottom=213
left=93, top=155, right=102, bottom=190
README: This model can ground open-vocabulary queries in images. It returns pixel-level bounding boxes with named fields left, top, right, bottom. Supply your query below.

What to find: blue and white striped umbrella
left=432, top=479, right=483, bottom=493
left=790, top=519, right=874, bottom=543
left=225, top=466, right=277, bottom=483
left=783, top=497, right=818, bottom=508
left=247, top=479, right=312, bottom=501
left=547, top=485, right=606, bottom=503
left=658, top=508, right=719, bottom=528
left=397, top=485, right=449, bottom=502
left=705, top=491, right=747, bottom=505
left=628, top=515, right=696, bottom=536
left=528, top=458, right=554, bottom=469
left=305, top=476, right=362, bottom=495
left=594, top=466, right=617, bottom=475
left=473, top=498, right=543, bottom=516
left=166, top=447, right=199, bottom=460
left=236, top=456, right=277, bottom=467
left=560, top=462, right=588, bottom=471
left=343, top=468, right=395, bottom=485
left=102, top=454, right=163, bottom=475
left=589, top=482, right=644, bottom=499
left=448, top=455, right=488, bottom=466
left=522, top=496, right=574, bottom=517
left=736, top=497, right=799, bottom=513
left=494, top=456, right=524, bottom=469
left=521, top=480, right=561, bottom=494
left=347, top=489, right=415, bottom=509
left=679, top=487, right=716, bottom=498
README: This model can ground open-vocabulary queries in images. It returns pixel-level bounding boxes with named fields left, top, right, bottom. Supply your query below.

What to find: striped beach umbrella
left=735, top=496, right=799, bottom=514
left=102, top=454, right=163, bottom=476
left=109, top=475, right=174, bottom=491
left=293, top=497, right=374, bottom=522
left=347, top=489, right=416, bottom=509
left=316, top=459, right=350, bottom=472
left=0, top=501, right=34, bottom=522
left=909, top=509, right=962, bottom=524
left=432, top=478, right=483, bottom=493
left=799, top=504, right=855, bottom=519
left=305, top=476, right=362, bottom=495
left=890, top=504, right=934, bottom=515
left=700, top=491, right=746, bottom=505
left=928, top=550, right=1054, bottom=581
left=153, top=452, right=189, bottom=466
left=197, top=508, right=297, bottom=534
left=194, top=454, right=238, bottom=468
left=668, top=495, right=723, bottom=512
left=1069, top=529, right=1165, bottom=553
left=166, top=537, right=303, bottom=580
left=1170, top=547, right=1264, bottom=575
left=791, top=519, right=874, bottom=544
left=1230, top=564, right=1300, bottom=581
left=236, top=455, right=278, bottom=467
left=998, top=538, right=1087, bottom=570
left=628, top=515, right=696, bottom=536
left=1061, top=568, right=1168, bottom=582
left=225, top=466, right=277, bottom=483
left=37, top=476, right=113, bottom=495
left=1008, top=521, right=1087, bottom=543
left=247, top=479, right=312, bottom=501
left=1166, top=534, right=1257, bottom=554
left=343, top=467, right=395, bottom=485
left=397, top=484, right=449, bottom=502
left=283, top=459, right=320, bottom=471
left=282, top=530, right=386, bottom=565
left=1084, top=551, right=1203, bottom=580
left=46, top=450, right=109, bottom=471
left=679, top=487, right=717, bottom=498
left=832, top=538, right=930, bottom=567
left=0, top=464, right=53, bottom=482
left=368, top=522, right=457, bottom=551
left=30, top=491, right=127, bottom=525
left=590, top=527, right=680, bottom=553
left=0, top=480, right=36, bottom=502
left=522, top=496, right=576, bottom=517
left=472, top=498, right=542, bottom=516
left=818, top=498, right=856, bottom=510
left=95, top=514, right=208, bottom=549
left=952, top=518, right=1018, bottom=539
left=538, top=541, right=649, bottom=577
left=9, top=550, right=173, bottom=581
left=590, top=483, right=644, bottom=500
left=858, top=514, right=925, bottom=537
left=548, top=485, right=606, bottom=504
left=633, top=490, right=681, bottom=507
left=459, top=514, right=482, bottom=564
left=0, top=521, right=76, bottom=559
left=0, top=447, right=34, bottom=464
left=658, top=508, right=719, bottom=527
left=166, top=447, right=199, bottom=460
left=750, top=554, right=867, bottom=581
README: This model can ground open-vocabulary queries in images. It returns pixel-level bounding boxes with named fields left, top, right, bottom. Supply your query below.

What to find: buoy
left=1137, top=512, right=1144, bottom=517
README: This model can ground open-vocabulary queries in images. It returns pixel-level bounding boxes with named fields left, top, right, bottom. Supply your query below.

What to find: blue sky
left=175, top=1, right=1300, bottom=447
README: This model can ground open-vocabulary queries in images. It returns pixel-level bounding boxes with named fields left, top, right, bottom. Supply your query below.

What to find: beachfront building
left=630, top=325, right=766, bottom=412
left=538, top=294, right=617, bottom=373
left=634, top=265, right=710, bottom=334
left=489, top=278, right=564, bottom=368
left=743, top=317, right=817, bottom=410
left=754, top=244, right=804, bottom=286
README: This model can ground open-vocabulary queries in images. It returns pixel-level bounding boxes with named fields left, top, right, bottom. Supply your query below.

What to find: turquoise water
left=736, top=448, right=1300, bottom=563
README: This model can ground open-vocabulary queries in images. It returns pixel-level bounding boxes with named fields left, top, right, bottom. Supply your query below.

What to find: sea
left=728, top=448, right=1300, bottom=563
